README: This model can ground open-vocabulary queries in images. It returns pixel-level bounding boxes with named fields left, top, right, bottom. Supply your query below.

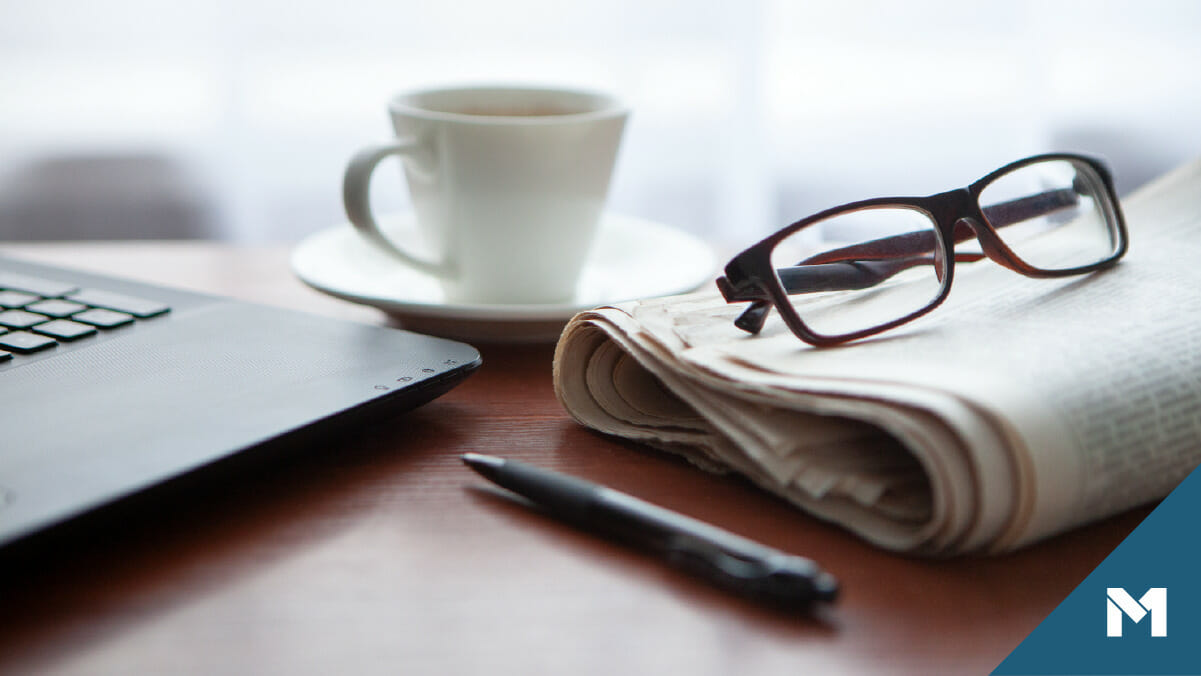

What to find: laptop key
left=0, top=350, right=10, bottom=363
left=0, top=331, right=57, bottom=353
left=26, top=299, right=88, bottom=318
left=67, top=289, right=169, bottom=318
left=0, top=310, right=50, bottom=330
left=33, top=319, right=98, bottom=341
left=0, top=290, right=39, bottom=308
left=0, top=271, right=79, bottom=297
left=73, top=308, right=136, bottom=329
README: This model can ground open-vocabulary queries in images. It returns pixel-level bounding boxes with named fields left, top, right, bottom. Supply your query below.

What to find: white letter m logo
left=1107, top=587, right=1167, bottom=637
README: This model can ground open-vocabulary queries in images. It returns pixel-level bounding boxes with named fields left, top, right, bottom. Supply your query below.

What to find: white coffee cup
left=343, top=84, right=629, bottom=304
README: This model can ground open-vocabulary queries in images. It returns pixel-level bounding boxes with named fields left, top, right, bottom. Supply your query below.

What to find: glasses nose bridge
left=933, top=188, right=1026, bottom=268
left=927, top=187, right=996, bottom=251
left=929, top=187, right=980, bottom=226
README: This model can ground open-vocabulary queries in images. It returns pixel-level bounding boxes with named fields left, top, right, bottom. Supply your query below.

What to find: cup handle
left=342, top=141, right=453, bottom=278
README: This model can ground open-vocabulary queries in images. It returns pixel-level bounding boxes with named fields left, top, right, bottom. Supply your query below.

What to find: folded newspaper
left=553, top=157, right=1201, bottom=555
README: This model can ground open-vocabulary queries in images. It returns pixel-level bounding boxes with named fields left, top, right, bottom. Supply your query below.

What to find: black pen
left=461, top=453, right=839, bottom=608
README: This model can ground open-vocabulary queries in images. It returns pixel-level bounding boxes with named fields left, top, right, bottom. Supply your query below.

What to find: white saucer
left=290, top=212, right=717, bottom=343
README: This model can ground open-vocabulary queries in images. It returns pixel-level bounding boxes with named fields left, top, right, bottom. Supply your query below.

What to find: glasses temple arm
left=978, top=186, right=1079, bottom=229
left=776, top=253, right=985, bottom=294
left=776, top=260, right=909, bottom=292
left=727, top=254, right=984, bottom=334
left=800, top=187, right=1079, bottom=266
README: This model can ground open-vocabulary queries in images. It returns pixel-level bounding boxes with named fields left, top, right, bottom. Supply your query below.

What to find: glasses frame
left=717, top=153, right=1129, bottom=347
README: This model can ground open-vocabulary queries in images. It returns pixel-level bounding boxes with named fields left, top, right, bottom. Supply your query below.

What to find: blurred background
left=1, top=0, right=1199, bottom=247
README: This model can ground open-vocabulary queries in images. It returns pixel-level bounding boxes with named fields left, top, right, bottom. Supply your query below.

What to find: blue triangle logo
left=993, top=464, right=1201, bottom=675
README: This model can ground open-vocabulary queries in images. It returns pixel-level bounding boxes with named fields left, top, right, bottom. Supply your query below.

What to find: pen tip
left=461, top=453, right=504, bottom=472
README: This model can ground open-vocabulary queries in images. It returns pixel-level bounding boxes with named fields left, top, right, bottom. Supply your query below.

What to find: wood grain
left=0, top=242, right=1147, bottom=675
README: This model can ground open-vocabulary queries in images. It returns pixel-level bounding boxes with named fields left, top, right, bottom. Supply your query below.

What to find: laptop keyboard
left=0, top=270, right=169, bottom=360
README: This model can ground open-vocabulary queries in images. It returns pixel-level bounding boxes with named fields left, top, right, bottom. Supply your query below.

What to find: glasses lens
left=977, top=158, right=1121, bottom=271
left=769, top=206, right=948, bottom=340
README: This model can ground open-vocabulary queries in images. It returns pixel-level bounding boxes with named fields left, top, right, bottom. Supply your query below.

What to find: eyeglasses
left=716, top=153, right=1129, bottom=346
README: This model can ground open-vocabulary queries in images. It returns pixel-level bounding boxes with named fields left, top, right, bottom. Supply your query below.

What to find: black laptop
left=0, top=254, right=480, bottom=550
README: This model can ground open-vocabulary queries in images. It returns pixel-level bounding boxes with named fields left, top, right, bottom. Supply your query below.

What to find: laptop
left=0, top=253, right=481, bottom=550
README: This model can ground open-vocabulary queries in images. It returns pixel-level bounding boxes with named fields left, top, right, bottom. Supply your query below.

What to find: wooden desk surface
left=0, top=242, right=1147, bottom=675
